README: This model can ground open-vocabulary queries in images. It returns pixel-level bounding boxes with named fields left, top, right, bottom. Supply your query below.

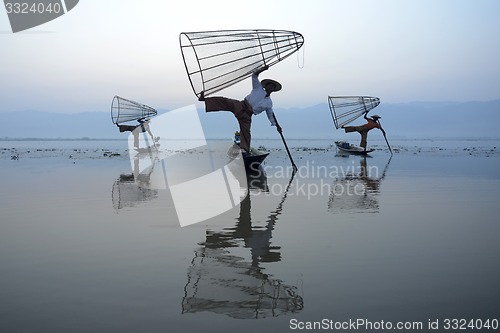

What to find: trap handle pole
left=273, top=114, right=297, bottom=172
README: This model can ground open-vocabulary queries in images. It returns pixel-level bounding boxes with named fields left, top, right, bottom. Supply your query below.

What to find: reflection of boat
left=335, top=141, right=374, bottom=155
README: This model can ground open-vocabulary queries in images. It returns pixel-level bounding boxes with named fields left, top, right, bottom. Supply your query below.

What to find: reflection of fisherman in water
left=357, top=157, right=381, bottom=193
left=205, top=190, right=279, bottom=266
left=111, top=152, right=163, bottom=211
left=182, top=171, right=303, bottom=319
left=131, top=156, right=157, bottom=187
left=328, top=156, right=391, bottom=213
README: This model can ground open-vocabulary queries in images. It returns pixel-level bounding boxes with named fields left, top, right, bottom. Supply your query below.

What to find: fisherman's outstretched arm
left=251, top=65, right=269, bottom=88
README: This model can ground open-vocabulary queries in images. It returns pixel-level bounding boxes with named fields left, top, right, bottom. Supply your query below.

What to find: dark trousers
left=118, top=124, right=140, bottom=147
left=344, top=125, right=369, bottom=149
left=204, top=97, right=253, bottom=152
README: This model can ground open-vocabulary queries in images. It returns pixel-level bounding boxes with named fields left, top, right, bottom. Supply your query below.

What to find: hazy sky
left=1, top=0, right=500, bottom=114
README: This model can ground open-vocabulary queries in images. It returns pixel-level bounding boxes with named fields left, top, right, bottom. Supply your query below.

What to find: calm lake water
left=1, top=139, right=499, bottom=332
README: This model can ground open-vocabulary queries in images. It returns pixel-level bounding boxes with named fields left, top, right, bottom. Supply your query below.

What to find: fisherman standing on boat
left=342, top=112, right=386, bottom=151
left=117, top=118, right=156, bottom=149
left=198, top=65, right=282, bottom=156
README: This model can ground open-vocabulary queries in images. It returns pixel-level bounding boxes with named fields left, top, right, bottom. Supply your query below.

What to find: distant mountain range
left=1, top=99, right=499, bottom=139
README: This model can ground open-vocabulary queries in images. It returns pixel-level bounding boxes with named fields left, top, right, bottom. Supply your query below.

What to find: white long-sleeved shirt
left=245, top=73, right=276, bottom=126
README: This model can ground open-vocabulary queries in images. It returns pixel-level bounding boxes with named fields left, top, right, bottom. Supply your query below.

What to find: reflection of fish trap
left=182, top=247, right=303, bottom=319
left=111, top=95, right=157, bottom=125
left=328, top=96, right=380, bottom=129
left=111, top=174, right=158, bottom=210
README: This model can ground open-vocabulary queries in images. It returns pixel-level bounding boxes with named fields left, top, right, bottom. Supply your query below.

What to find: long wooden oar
left=383, top=132, right=392, bottom=155
left=273, top=114, right=297, bottom=172
left=378, top=120, right=392, bottom=155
